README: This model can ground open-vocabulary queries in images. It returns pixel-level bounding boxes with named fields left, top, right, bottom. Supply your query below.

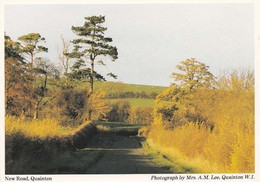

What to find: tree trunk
left=33, top=109, right=39, bottom=119
left=88, top=58, right=94, bottom=120
left=90, top=58, right=94, bottom=94
left=21, top=109, right=25, bottom=119
left=65, top=67, right=69, bottom=87
left=33, top=74, right=47, bottom=120
left=88, top=109, right=92, bottom=120
left=31, top=53, right=34, bottom=70
left=44, top=74, right=48, bottom=90
left=89, top=30, right=95, bottom=120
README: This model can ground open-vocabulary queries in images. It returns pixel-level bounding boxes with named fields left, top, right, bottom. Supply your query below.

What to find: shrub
left=127, top=107, right=153, bottom=125
left=105, top=100, right=130, bottom=122
left=104, top=101, right=154, bottom=124
left=39, top=88, right=89, bottom=126
left=149, top=92, right=158, bottom=99
left=88, top=91, right=112, bottom=121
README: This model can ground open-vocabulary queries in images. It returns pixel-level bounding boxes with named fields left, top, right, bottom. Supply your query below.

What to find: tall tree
left=171, top=58, right=216, bottom=91
left=17, top=33, right=49, bottom=118
left=18, top=33, right=48, bottom=69
left=155, top=59, right=216, bottom=127
left=69, top=15, right=118, bottom=94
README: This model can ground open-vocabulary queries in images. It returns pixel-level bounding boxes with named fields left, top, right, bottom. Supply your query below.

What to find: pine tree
left=18, top=33, right=48, bottom=69
left=18, top=33, right=49, bottom=119
left=69, top=15, right=118, bottom=94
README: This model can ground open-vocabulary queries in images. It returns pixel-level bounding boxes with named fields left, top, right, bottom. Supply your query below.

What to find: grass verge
left=142, top=140, right=203, bottom=173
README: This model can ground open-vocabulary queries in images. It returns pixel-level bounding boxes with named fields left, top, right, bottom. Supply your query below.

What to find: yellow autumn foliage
left=148, top=70, right=254, bottom=173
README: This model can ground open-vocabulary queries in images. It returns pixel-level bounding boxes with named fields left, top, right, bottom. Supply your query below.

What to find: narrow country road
left=83, top=133, right=171, bottom=174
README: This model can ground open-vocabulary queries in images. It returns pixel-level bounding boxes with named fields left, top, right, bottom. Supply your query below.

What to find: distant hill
left=89, top=81, right=167, bottom=109
left=93, top=81, right=167, bottom=94
left=47, top=80, right=168, bottom=109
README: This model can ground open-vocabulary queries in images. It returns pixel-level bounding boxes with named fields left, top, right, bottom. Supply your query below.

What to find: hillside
left=90, top=81, right=167, bottom=94
left=66, top=80, right=167, bottom=108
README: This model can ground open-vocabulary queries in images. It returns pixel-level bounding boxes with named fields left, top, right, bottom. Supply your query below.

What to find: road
left=83, top=133, right=171, bottom=174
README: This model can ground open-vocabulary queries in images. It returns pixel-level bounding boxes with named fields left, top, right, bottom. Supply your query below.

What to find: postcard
left=1, top=1, right=259, bottom=182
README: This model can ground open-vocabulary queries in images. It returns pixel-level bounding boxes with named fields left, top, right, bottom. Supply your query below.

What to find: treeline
left=105, top=91, right=158, bottom=99
left=5, top=16, right=119, bottom=124
left=5, top=34, right=89, bottom=125
left=145, top=58, right=254, bottom=173
left=5, top=34, right=154, bottom=126
left=6, top=34, right=50, bottom=118
left=5, top=15, right=122, bottom=174
left=39, top=90, right=153, bottom=126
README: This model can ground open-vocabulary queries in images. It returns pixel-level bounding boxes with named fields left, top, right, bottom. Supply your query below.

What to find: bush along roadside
left=69, top=121, right=97, bottom=150
left=5, top=119, right=97, bottom=174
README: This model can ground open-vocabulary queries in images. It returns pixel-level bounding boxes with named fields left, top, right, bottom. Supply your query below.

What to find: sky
left=5, top=3, right=254, bottom=87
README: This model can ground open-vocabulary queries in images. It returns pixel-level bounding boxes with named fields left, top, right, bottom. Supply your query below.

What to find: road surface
left=83, top=133, right=171, bottom=174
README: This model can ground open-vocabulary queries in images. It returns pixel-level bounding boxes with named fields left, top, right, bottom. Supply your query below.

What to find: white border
left=0, top=0, right=259, bottom=182
left=254, top=1, right=260, bottom=180
left=0, top=0, right=5, bottom=181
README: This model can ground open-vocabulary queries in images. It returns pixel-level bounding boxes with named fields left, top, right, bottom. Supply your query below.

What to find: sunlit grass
left=122, top=83, right=167, bottom=94
left=49, top=79, right=167, bottom=95
left=5, top=116, right=74, bottom=139
left=142, top=140, right=209, bottom=173
left=95, top=121, right=143, bottom=133
left=96, top=124, right=111, bottom=132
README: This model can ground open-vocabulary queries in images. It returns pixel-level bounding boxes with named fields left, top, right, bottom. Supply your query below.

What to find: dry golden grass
left=5, top=116, right=74, bottom=139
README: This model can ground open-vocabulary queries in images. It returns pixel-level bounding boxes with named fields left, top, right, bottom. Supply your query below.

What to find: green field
left=94, top=81, right=166, bottom=93
left=46, top=79, right=166, bottom=109
left=75, top=80, right=167, bottom=94
left=104, top=98, right=155, bottom=108
left=46, top=78, right=167, bottom=96
left=95, top=81, right=165, bottom=108
left=120, top=83, right=166, bottom=94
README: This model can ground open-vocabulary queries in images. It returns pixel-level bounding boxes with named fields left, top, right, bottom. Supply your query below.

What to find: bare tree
left=33, top=58, right=57, bottom=119
left=58, top=35, right=72, bottom=88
